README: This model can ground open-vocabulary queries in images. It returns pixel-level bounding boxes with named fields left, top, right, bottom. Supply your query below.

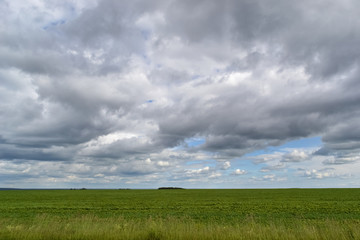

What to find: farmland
left=0, top=189, right=359, bottom=239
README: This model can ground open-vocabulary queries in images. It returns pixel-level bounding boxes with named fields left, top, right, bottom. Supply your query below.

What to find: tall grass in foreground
left=0, top=215, right=359, bottom=240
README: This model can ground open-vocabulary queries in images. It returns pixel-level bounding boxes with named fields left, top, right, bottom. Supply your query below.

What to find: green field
left=0, top=189, right=359, bottom=239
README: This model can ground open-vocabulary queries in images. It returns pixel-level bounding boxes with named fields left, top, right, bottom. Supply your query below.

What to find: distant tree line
left=158, top=187, right=185, bottom=190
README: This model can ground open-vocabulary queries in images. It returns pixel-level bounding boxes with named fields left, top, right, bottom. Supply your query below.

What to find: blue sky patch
left=185, top=137, right=206, bottom=147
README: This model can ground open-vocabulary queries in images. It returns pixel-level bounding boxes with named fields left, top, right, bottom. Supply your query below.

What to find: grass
left=0, top=189, right=359, bottom=239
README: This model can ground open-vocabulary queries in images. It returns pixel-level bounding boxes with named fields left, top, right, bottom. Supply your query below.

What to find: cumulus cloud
left=1, top=0, right=360, bottom=187
left=300, top=168, right=338, bottom=179
left=233, top=169, right=247, bottom=175
left=282, top=150, right=309, bottom=162
left=220, top=161, right=231, bottom=170
left=251, top=148, right=313, bottom=165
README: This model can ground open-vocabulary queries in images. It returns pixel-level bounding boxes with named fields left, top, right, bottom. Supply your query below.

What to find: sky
left=1, top=0, right=360, bottom=189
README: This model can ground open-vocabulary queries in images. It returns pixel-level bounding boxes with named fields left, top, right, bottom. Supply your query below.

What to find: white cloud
left=220, top=161, right=231, bottom=170
left=251, top=174, right=287, bottom=183
left=233, top=169, right=247, bottom=175
left=301, top=169, right=337, bottom=179
left=282, top=150, right=309, bottom=162
left=157, top=161, right=170, bottom=167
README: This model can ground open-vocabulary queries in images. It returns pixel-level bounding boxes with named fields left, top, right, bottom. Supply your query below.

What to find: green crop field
left=0, top=189, right=359, bottom=239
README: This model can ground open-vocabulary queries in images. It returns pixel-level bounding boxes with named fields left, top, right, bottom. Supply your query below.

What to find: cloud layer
left=1, top=0, right=360, bottom=188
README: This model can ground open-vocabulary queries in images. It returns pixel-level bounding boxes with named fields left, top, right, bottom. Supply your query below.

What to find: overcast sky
left=1, top=0, right=360, bottom=189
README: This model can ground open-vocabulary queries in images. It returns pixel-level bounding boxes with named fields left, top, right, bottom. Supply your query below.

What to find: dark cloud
left=0, top=144, right=69, bottom=161
left=163, top=0, right=229, bottom=42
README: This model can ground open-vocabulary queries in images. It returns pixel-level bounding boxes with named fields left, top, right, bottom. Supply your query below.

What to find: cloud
left=300, top=168, right=338, bottom=179
left=260, top=163, right=286, bottom=172
left=322, top=156, right=360, bottom=165
left=1, top=0, right=360, bottom=187
left=220, top=161, right=231, bottom=170
left=250, top=174, right=287, bottom=183
left=167, top=166, right=223, bottom=183
left=282, top=150, right=309, bottom=162
left=250, top=148, right=313, bottom=165
left=233, top=169, right=247, bottom=175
